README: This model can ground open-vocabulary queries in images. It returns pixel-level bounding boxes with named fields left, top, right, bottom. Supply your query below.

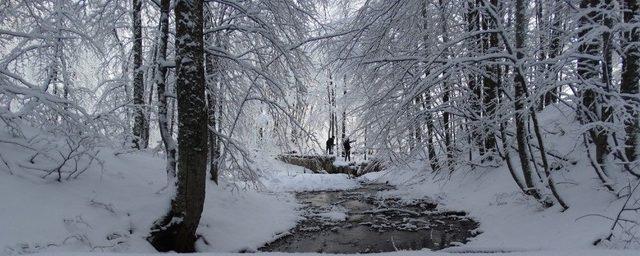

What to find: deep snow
left=0, top=136, right=359, bottom=255
left=2, top=104, right=640, bottom=255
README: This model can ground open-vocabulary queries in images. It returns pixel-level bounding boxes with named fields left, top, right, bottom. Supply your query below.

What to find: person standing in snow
left=343, top=137, right=354, bottom=162
left=326, top=136, right=335, bottom=155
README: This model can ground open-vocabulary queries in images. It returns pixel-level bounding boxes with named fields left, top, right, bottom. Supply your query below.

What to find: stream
left=260, top=182, right=480, bottom=253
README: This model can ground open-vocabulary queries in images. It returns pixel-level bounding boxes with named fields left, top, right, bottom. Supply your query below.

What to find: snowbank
left=358, top=104, right=632, bottom=252
left=254, top=154, right=360, bottom=192
left=0, top=145, right=299, bottom=255
left=0, top=131, right=361, bottom=255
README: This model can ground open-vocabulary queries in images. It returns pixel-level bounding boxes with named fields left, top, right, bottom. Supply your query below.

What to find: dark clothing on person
left=326, top=137, right=335, bottom=155
left=343, top=138, right=353, bottom=162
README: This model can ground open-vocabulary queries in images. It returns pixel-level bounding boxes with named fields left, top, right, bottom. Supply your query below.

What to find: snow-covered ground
left=359, top=163, right=619, bottom=252
left=3, top=105, right=640, bottom=256
left=355, top=104, right=638, bottom=253
left=256, top=156, right=359, bottom=192
left=0, top=149, right=301, bottom=255
left=0, top=134, right=360, bottom=256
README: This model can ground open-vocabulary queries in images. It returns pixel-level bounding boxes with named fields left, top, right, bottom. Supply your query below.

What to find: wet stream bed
left=260, top=183, right=480, bottom=253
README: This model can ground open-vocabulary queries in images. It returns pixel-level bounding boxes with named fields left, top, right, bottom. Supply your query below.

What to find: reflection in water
left=260, top=183, right=479, bottom=253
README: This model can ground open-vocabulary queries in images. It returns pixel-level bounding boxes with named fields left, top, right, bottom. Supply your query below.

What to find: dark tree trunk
left=600, top=0, right=614, bottom=155
left=536, top=0, right=548, bottom=110
left=578, top=0, right=611, bottom=180
left=148, top=0, right=208, bottom=252
left=207, top=92, right=220, bottom=183
left=328, top=74, right=335, bottom=143
left=481, top=0, right=499, bottom=160
left=621, top=0, right=640, bottom=162
left=466, top=0, right=481, bottom=160
left=341, top=77, right=347, bottom=154
left=333, top=79, right=339, bottom=156
left=513, top=0, right=544, bottom=202
left=544, top=2, right=563, bottom=107
left=422, top=0, right=438, bottom=171
left=132, top=0, right=148, bottom=149
left=439, top=0, right=453, bottom=171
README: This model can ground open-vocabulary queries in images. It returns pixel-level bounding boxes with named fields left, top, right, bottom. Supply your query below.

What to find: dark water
left=259, top=183, right=479, bottom=253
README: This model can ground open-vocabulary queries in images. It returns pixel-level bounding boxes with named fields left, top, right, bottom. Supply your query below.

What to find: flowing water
left=260, top=183, right=479, bottom=253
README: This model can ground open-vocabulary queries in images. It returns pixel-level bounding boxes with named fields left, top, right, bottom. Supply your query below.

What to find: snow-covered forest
left=1, top=0, right=640, bottom=255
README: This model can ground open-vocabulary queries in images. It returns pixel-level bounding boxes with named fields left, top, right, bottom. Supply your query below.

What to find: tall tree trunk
left=205, top=6, right=221, bottom=183
left=144, top=40, right=158, bottom=147
left=341, top=75, right=347, bottom=154
left=578, top=0, right=611, bottom=181
left=481, top=0, right=499, bottom=160
left=335, top=80, right=340, bottom=156
left=132, top=0, right=148, bottom=149
left=439, top=0, right=453, bottom=171
left=600, top=0, right=614, bottom=159
left=545, top=1, right=563, bottom=107
left=514, top=0, right=545, bottom=202
left=328, top=74, right=335, bottom=149
left=422, top=0, right=438, bottom=171
left=156, top=0, right=176, bottom=178
left=536, top=0, right=548, bottom=110
left=148, top=0, right=208, bottom=252
left=466, top=0, right=481, bottom=160
left=621, top=0, right=640, bottom=162
left=207, top=90, right=220, bottom=183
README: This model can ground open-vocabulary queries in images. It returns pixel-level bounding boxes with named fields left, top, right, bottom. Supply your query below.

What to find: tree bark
left=621, top=0, right=639, bottom=162
left=156, top=0, right=176, bottom=178
left=132, top=0, right=148, bottom=149
left=205, top=5, right=221, bottom=183
left=466, top=0, right=481, bottom=160
left=514, top=0, right=545, bottom=202
left=148, top=0, right=208, bottom=252
left=578, top=0, right=611, bottom=179
left=481, top=0, right=499, bottom=160
left=544, top=1, right=563, bottom=107
left=439, top=0, right=453, bottom=172
left=422, top=0, right=438, bottom=171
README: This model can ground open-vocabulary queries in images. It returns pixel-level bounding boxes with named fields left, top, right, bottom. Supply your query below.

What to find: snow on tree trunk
left=148, top=0, right=208, bottom=252
left=578, top=0, right=612, bottom=183
left=132, top=0, right=148, bottom=149
left=439, top=0, right=453, bottom=172
left=480, top=0, right=499, bottom=161
left=156, top=0, right=177, bottom=178
left=513, top=0, right=545, bottom=203
left=422, top=0, right=438, bottom=172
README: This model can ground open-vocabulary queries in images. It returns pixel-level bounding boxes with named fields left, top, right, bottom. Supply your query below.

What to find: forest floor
left=1, top=149, right=637, bottom=256
left=2, top=105, right=640, bottom=255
